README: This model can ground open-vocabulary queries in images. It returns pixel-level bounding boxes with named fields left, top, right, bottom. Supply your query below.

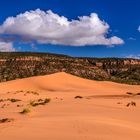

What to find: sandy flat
left=0, top=72, right=140, bottom=140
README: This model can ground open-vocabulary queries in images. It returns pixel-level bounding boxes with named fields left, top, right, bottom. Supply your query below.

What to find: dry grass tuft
left=30, top=98, right=51, bottom=107
left=20, top=108, right=31, bottom=114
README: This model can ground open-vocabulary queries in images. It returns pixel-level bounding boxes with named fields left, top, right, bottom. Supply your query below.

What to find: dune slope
left=0, top=72, right=140, bottom=140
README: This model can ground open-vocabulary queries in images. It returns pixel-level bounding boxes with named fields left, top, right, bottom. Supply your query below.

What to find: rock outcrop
left=0, top=52, right=140, bottom=84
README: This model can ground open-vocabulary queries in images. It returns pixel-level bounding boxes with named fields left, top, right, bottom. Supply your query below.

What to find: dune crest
left=0, top=72, right=140, bottom=94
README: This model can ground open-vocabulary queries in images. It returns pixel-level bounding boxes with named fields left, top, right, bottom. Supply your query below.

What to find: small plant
left=30, top=98, right=51, bottom=107
left=0, top=98, right=21, bottom=103
left=8, top=98, right=21, bottom=103
left=75, top=96, right=83, bottom=99
left=0, top=99, right=4, bottom=102
left=32, top=91, right=39, bottom=95
left=25, top=91, right=39, bottom=96
left=126, top=103, right=130, bottom=107
left=0, top=118, right=14, bottom=123
left=117, top=102, right=122, bottom=104
left=20, top=108, right=31, bottom=114
left=126, top=101, right=136, bottom=107
left=126, top=92, right=133, bottom=95
left=131, top=101, right=136, bottom=106
left=17, top=104, right=23, bottom=107
left=1, top=104, right=6, bottom=108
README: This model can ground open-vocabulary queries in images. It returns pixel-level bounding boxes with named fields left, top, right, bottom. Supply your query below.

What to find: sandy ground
left=0, top=72, right=140, bottom=140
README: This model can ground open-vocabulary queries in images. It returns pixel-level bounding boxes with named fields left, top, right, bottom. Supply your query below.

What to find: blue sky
left=0, top=0, right=140, bottom=58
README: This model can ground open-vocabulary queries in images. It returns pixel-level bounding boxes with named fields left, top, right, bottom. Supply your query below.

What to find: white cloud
left=127, top=54, right=140, bottom=59
left=128, top=37, right=136, bottom=41
left=0, top=42, right=15, bottom=52
left=0, top=9, right=124, bottom=46
left=138, top=26, right=140, bottom=32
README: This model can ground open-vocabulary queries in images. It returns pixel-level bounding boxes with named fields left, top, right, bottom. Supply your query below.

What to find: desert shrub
left=31, top=91, right=39, bottom=95
left=17, top=104, right=23, bottom=107
left=16, top=90, right=23, bottom=93
left=117, top=102, right=122, bottom=104
left=0, top=118, right=14, bottom=123
left=26, top=91, right=39, bottom=95
left=20, top=108, right=31, bottom=114
left=0, top=98, right=21, bottom=103
left=74, top=96, right=83, bottom=99
left=126, top=103, right=130, bottom=107
left=126, top=101, right=136, bottom=107
left=0, top=99, right=4, bottom=102
left=8, top=98, right=21, bottom=103
left=126, top=92, right=133, bottom=95
left=30, top=98, right=51, bottom=107
left=131, top=101, right=136, bottom=106
left=1, top=104, right=6, bottom=108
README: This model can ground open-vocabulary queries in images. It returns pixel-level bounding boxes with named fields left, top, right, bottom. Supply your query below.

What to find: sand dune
left=0, top=72, right=140, bottom=140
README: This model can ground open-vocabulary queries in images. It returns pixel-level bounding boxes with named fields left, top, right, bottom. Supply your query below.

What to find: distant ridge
left=0, top=52, right=140, bottom=84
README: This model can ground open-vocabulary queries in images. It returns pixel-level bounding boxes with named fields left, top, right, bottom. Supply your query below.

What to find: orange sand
left=0, top=72, right=140, bottom=140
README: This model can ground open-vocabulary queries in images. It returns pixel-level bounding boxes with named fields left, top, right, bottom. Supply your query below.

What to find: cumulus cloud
left=0, top=9, right=124, bottom=46
left=0, top=41, right=15, bottom=52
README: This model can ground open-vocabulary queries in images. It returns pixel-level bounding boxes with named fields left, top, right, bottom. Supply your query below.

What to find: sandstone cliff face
left=0, top=52, right=140, bottom=84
